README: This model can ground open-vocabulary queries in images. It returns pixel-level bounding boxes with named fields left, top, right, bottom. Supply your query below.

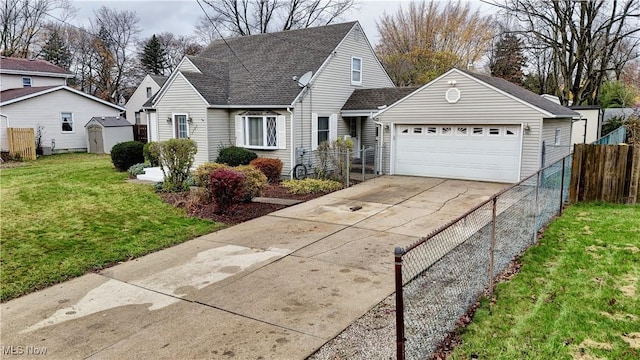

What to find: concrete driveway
left=1, top=176, right=506, bottom=359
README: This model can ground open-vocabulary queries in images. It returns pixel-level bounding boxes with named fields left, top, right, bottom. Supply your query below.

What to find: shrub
left=127, top=163, right=151, bottom=177
left=250, top=157, right=283, bottom=183
left=143, top=142, right=161, bottom=166
left=193, top=162, right=230, bottom=188
left=281, top=178, right=343, bottom=194
left=111, top=141, right=145, bottom=171
left=216, top=146, right=257, bottom=166
left=209, top=168, right=246, bottom=213
left=158, top=138, right=198, bottom=192
left=236, top=165, right=268, bottom=201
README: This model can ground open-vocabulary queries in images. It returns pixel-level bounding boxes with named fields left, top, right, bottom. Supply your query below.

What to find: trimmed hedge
left=111, top=141, right=145, bottom=172
left=216, top=146, right=257, bottom=166
left=281, top=178, right=343, bottom=194
left=250, top=157, right=283, bottom=183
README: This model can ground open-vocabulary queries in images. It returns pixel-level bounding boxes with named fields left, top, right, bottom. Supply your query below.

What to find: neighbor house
left=570, top=105, right=602, bottom=145
left=0, top=57, right=125, bottom=153
left=125, top=74, right=168, bottom=125
left=147, top=22, right=578, bottom=183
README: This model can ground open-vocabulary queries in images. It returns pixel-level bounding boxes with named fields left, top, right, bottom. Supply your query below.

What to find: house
left=125, top=74, right=168, bottom=125
left=147, top=21, right=394, bottom=172
left=362, top=69, right=580, bottom=183
left=570, top=105, right=602, bottom=144
left=0, top=57, right=125, bottom=153
left=147, top=22, right=578, bottom=183
left=85, top=116, right=134, bottom=154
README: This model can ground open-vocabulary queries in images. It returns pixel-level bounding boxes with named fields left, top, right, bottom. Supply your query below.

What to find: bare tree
left=376, top=0, right=496, bottom=86
left=155, top=32, right=203, bottom=72
left=199, top=0, right=356, bottom=36
left=0, top=0, right=73, bottom=57
left=492, top=0, right=640, bottom=105
left=89, top=6, right=140, bottom=101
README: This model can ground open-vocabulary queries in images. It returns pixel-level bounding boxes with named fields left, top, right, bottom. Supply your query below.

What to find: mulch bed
left=160, top=184, right=331, bottom=225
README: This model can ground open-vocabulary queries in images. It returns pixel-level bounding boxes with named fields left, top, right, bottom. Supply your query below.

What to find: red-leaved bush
left=209, top=168, right=246, bottom=214
left=249, top=157, right=283, bottom=183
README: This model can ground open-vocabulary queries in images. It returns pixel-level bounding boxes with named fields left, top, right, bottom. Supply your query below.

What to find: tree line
left=2, top=0, right=638, bottom=108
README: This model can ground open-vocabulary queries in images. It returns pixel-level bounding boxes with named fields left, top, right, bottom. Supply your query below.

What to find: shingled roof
left=0, top=57, right=72, bottom=76
left=150, top=75, right=168, bottom=87
left=459, top=69, right=579, bottom=117
left=88, top=116, right=132, bottom=127
left=342, top=87, right=419, bottom=111
left=181, top=21, right=358, bottom=106
left=0, top=86, right=59, bottom=103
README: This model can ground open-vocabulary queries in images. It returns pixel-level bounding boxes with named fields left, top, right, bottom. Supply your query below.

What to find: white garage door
left=394, top=125, right=522, bottom=183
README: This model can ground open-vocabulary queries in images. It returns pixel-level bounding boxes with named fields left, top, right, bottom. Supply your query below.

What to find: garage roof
left=342, top=87, right=419, bottom=111
left=459, top=69, right=580, bottom=117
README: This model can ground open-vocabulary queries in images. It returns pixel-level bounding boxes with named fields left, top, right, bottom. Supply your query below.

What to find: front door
left=349, top=117, right=361, bottom=159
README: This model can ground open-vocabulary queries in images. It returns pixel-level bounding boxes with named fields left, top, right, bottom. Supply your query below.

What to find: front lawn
left=0, top=153, right=222, bottom=301
left=449, top=203, right=640, bottom=359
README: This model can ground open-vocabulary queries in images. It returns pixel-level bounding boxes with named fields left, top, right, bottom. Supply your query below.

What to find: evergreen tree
left=489, top=33, right=527, bottom=86
left=40, top=29, right=72, bottom=70
left=140, top=34, right=168, bottom=75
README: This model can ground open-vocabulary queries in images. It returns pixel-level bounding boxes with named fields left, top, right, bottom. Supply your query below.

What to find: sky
left=68, top=0, right=497, bottom=46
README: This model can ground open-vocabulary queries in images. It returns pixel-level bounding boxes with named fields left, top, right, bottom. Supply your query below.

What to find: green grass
left=450, top=203, right=640, bottom=360
left=0, top=153, right=222, bottom=301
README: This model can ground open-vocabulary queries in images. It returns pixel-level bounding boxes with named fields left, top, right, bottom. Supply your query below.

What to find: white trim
left=0, top=69, right=73, bottom=78
left=351, top=56, right=362, bottom=85
left=172, top=112, right=190, bottom=139
left=389, top=122, right=395, bottom=174
left=341, top=109, right=377, bottom=117
left=60, top=111, right=74, bottom=133
left=208, top=104, right=292, bottom=109
left=0, top=85, right=125, bottom=110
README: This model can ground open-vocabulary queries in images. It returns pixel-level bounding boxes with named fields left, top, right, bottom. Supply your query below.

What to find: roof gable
left=0, top=57, right=73, bottom=77
left=189, top=21, right=358, bottom=106
left=375, top=68, right=580, bottom=118
left=0, top=85, right=124, bottom=110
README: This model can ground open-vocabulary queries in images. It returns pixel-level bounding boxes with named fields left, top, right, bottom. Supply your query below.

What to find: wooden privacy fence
left=570, top=144, right=640, bottom=204
left=7, top=128, right=36, bottom=160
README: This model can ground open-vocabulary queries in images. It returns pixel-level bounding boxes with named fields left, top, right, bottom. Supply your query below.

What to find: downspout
left=0, top=113, right=9, bottom=127
left=287, top=106, right=295, bottom=179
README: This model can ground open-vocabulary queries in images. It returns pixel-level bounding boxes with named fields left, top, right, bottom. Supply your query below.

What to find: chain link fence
left=394, top=154, right=572, bottom=360
left=292, top=145, right=381, bottom=184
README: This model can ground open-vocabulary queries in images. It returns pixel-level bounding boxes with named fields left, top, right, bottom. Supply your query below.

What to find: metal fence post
left=395, top=247, right=405, bottom=360
left=559, top=156, right=566, bottom=215
left=346, top=149, right=350, bottom=187
left=489, top=197, right=497, bottom=290
left=533, top=170, right=541, bottom=238
left=362, top=146, right=366, bottom=181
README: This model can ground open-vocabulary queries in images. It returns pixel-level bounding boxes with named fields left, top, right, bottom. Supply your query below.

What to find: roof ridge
left=210, top=21, right=358, bottom=44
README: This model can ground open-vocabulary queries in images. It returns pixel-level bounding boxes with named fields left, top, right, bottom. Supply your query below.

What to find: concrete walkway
left=1, top=176, right=506, bottom=359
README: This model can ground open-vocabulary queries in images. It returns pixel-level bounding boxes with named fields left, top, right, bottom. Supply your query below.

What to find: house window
left=554, top=128, right=561, bottom=145
left=317, top=116, right=330, bottom=144
left=22, top=77, right=32, bottom=87
left=349, top=118, right=358, bottom=138
left=173, top=114, right=189, bottom=139
left=351, top=57, right=362, bottom=85
left=146, top=87, right=152, bottom=98
left=135, top=112, right=141, bottom=125
left=245, top=115, right=277, bottom=148
left=61, top=112, right=73, bottom=132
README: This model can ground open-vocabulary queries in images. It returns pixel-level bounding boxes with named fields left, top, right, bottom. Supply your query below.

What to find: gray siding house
left=148, top=21, right=394, bottom=171
left=356, top=69, right=579, bottom=183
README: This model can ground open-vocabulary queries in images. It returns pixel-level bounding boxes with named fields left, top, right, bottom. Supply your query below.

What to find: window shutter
left=329, top=113, right=338, bottom=141
left=277, top=115, right=286, bottom=149
left=311, top=113, right=318, bottom=150
left=234, top=115, right=244, bottom=146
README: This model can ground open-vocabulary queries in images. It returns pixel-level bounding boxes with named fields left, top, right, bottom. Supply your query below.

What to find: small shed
left=85, top=116, right=133, bottom=154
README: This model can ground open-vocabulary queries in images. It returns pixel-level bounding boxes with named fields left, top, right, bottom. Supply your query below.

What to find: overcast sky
left=69, top=0, right=496, bottom=46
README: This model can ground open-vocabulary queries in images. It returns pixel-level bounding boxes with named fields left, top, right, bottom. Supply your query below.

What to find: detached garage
left=85, top=116, right=133, bottom=154
left=367, top=68, right=580, bottom=183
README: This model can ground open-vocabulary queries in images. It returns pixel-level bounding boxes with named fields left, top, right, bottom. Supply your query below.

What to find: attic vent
left=445, top=88, right=461, bottom=103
